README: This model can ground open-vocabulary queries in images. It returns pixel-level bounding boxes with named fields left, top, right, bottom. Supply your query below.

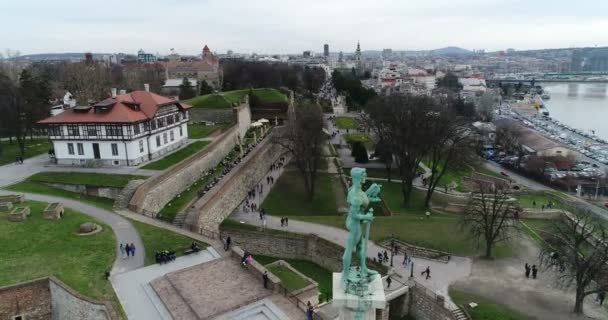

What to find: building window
left=134, top=124, right=141, bottom=135
left=156, top=118, right=164, bottom=128
left=170, top=130, right=174, bottom=141
left=49, top=125, right=61, bottom=136
left=139, top=140, right=144, bottom=153
left=67, top=125, right=80, bottom=136
left=113, top=160, right=120, bottom=165
left=179, top=126, right=183, bottom=136
left=111, top=143, right=118, bottom=156
left=106, top=125, right=123, bottom=136
left=156, top=136, right=161, bottom=147
left=67, top=143, right=74, bottom=155
left=151, top=121, right=157, bottom=130
left=77, top=143, right=84, bottom=155
left=167, top=115, right=174, bottom=126
left=163, top=133, right=168, bottom=144
left=175, top=114, right=180, bottom=122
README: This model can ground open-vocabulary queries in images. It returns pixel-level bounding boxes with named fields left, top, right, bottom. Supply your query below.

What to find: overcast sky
left=2, top=0, right=607, bottom=55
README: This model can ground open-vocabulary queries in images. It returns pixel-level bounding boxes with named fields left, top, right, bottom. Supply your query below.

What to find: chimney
left=119, top=89, right=127, bottom=95
left=111, top=88, right=117, bottom=98
left=144, top=83, right=150, bottom=92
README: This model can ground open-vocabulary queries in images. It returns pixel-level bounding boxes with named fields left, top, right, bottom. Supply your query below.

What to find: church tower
left=355, top=41, right=363, bottom=75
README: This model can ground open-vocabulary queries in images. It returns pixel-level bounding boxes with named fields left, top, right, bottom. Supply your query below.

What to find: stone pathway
left=110, top=247, right=221, bottom=320
left=0, top=190, right=144, bottom=274
left=229, top=160, right=473, bottom=308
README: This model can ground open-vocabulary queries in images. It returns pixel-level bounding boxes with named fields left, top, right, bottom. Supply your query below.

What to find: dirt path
left=452, top=235, right=607, bottom=320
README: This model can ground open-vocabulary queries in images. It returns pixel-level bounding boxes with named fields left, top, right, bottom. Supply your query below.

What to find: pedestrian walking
left=386, top=276, right=392, bottom=288
left=403, top=254, right=408, bottom=266
left=383, top=250, right=389, bottom=263
left=532, top=265, right=538, bottom=279
left=422, top=266, right=431, bottom=279
left=285, top=217, right=288, bottom=226
left=378, top=252, right=383, bottom=263
left=130, top=243, right=136, bottom=257
left=125, top=243, right=131, bottom=257
left=598, top=291, right=606, bottom=306
left=306, top=303, right=314, bottom=320
left=119, top=243, right=125, bottom=258
left=226, top=236, right=232, bottom=251
left=259, top=211, right=263, bottom=220
left=263, top=271, right=269, bottom=289
left=525, top=263, right=531, bottom=278
left=280, top=217, right=284, bottom=227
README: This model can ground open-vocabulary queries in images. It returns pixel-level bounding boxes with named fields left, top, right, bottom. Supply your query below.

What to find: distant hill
left=15, top=52, right=110, bottom=61
left=431, top=47, right=472, bottom=56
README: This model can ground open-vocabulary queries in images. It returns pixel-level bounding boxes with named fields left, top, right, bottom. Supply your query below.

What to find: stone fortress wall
left=185, top=131, right=284, bottom=233
left=0, top=277, right=116, bottom=320
left=128, top=102, right=251, bottom=216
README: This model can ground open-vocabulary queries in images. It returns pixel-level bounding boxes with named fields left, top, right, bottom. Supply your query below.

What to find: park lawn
left=141, top=141, right=210, bottom=170
left=449, top=288, right=533, bottom=320
left=266, top=263, right=311, bottom=292
left=0, top=200, right=116, bottom=305
left=0, top=138, right=51, bottom=165
left=26, top=172, right=146, bottom=188
left=343, top=133, right=370, bottom=145
left=515, top=193, right=563, bottom=209
left=291, top=215, right=512, bottom=258
left=262, top=171, right=343, bottom=216
left=380, top=182, right=428, bottom=216
left=6, top=181, right=115, bottom=211
left=254, top=255, right=333, bottom=302
left=335, top=117, right=359, bottom=130
left=129, top=219, right=208, bottom=266
left=188, top=124, right=227, bottom=139
left=184, top=88, right=287, bottom=109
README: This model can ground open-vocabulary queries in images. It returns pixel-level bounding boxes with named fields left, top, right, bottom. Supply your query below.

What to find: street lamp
left=410, top=262, right=414, bottom=279
left=390, top=250, right=394, bottom=267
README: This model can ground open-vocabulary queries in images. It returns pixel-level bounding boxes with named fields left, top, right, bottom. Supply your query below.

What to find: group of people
left=119, top=243, right=137, bottom=258
left=155, top=250, right=176, bottom=264
left=14, top=155, right=24, bottom=164
left=531, top=200, right=556, bottom=211
left=280, top=217, right=289, bottom=227
left=269, top=157, right=286, bottom=172
left=241, top=251, right=254, bottom=267
left=524, top=263, right=539, bottom=279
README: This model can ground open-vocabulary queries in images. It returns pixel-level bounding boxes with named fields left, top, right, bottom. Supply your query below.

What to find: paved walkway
left=0, top=190, right=144, bottom=274
left=110, top=247, right=221, bottom=320
left=0, top=154, right=157, bottom=188
left=229, top=159, right=472, bottom=308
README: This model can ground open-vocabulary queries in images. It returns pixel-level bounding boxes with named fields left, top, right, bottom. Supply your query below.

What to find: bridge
left=486, top=78, right=608, bottom=86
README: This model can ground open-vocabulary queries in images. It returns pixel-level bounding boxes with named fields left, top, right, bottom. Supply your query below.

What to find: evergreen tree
left=199, top=79, right=213, bottom=95
left=352, top=141, right=369, bottom=163
left=178, top=77, right=196, bottom=100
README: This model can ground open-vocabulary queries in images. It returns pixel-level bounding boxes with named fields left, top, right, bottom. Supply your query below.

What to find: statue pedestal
left=332, top=272, right=386, bottom=320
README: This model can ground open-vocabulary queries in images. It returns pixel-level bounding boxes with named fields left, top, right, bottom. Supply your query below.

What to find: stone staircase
left=113, top=179, right=146, bottom=210
left=451, top=306, right=470, bottom=320
left=172, top=211, right=188, bottom=228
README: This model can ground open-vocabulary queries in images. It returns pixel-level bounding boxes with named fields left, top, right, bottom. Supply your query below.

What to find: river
left=542, top=82, right=608, bottom=140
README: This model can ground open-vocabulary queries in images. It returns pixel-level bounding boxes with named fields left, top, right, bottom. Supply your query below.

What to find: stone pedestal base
left=332, top=272, right=386, bottom=320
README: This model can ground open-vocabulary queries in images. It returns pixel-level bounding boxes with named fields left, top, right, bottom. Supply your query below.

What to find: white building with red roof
left=38, top=88, right=191, bottom=166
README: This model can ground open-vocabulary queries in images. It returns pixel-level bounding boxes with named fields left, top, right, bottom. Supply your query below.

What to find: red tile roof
left=38, top=90, right=191, bottom=124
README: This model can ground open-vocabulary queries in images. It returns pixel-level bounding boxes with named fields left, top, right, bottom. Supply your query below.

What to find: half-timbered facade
left=39, top=90, right=191, bottom=166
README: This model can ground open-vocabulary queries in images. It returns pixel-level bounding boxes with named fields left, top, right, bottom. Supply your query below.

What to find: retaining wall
left=189, top=108, right=233, bottom=124
left=0, top=277, right=115, bottom=320
left=129, top=103, right=251, bottom=216
left=185, top=131, right=283, bottom=233
left=42, top=183, right=122, bottom=200
left=409, top=285, right=454, bottom=320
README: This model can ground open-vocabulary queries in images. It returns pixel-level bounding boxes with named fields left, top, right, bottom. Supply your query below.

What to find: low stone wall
left=49, top=278, right=115, bottom=320
left=129, top=104, right=251, bottom=216
left=379, top=239, right=451, bottom=263
left=220, top=228, right=346, bottom=273
left=229, top=246, right=281, bottom=293
left=185, top=132, right=283, bottom=233
left=42, top=183, right=122, bottom=200
left=0, top=277, right=116, bottom=320
left=409, top=284, right=455, bottom=320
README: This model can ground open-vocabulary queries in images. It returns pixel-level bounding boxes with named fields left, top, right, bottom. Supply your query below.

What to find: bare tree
left=495, top=123, right=522, bottom=155
left=364, top=94, right=438, bottom=208
left=63, top=61, right=111, bottom=104
left=273, top=100, right=325, bottom=201
left=461, top=183, right=520, bottom=258
left=540, top=207, right=608, bottom=314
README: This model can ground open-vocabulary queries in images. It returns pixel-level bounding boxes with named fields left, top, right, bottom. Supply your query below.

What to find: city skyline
left=2, top=0, right=608, bottom=55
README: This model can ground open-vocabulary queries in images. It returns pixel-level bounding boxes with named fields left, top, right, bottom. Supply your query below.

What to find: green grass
left=129, top=219, right=208, bottom=266
left=0, top=200, right=116, bottom=305
left=450, top=288, right=532, bottom=320
left=343, top=133, right=370, bottom=144
left=188, top=124, right=227, bottom=139
left=254, top=255, right=333, bottom=302
left=184, top=88, right=287, bottom=109
left=475, top=166, right=506, bottom=179
left=141, top=141, right=210, bottom=170
left=292, top=215, right=512, bottom=258
left=26, top=172, right=146, bottom=188
left=335, top=117, right=359, bottom=130
left=267, top=263, right=311, bottom=292
left=380, top=182, right=429, bottom=216
left=515, top=193, right=563, bottom=209
left=0, top=138, right=51, bottom=165
left=262, top=171, right=343, bottom=216
left=7, top=181, right=115, bottom=211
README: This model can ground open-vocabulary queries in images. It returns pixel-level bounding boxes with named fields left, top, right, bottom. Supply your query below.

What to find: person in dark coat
left=532, top=265, right=538, bottom=279
left=263, top=271, right=269, bottom=289
left=525, top=263, right=531, bottom=278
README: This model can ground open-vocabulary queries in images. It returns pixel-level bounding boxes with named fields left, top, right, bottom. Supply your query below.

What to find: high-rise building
left=323, top=44, right=329, bottom=57
left=303, top=50, right=312, bottom=57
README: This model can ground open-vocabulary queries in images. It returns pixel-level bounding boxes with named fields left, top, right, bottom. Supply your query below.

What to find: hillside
left=183, top=88, right=287, bottom=109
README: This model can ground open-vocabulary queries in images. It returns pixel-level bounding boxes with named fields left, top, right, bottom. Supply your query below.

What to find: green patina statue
left=342, top=167, right=382, bottom=291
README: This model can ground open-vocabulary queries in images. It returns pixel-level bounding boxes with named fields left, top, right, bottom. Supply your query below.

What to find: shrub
left=352, top=141, right=369, bottom=163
